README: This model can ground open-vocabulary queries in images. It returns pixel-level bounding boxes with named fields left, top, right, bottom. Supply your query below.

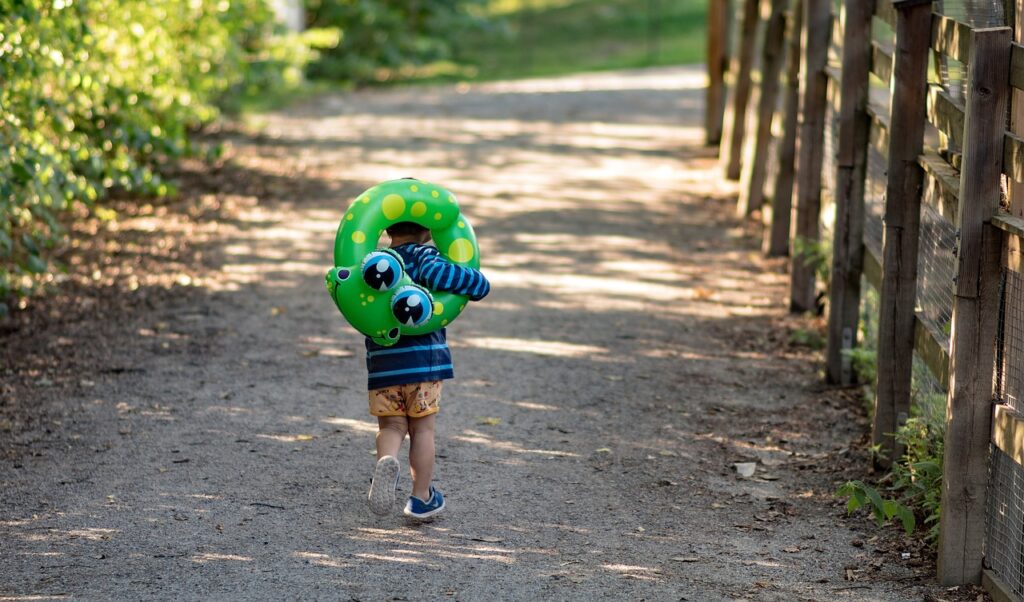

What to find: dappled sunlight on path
left=0, top=67, right=932, bottom=600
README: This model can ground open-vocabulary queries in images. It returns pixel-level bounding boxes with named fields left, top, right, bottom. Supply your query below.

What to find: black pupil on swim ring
left=388, top=327, right=399, bottom=339
left=336, top=269, right=350, bottom=281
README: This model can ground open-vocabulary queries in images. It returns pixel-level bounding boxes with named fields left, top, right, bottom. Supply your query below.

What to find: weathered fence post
left=765, top=0, right=803, bottom=257
left=824, top=0, right=873, bottom=384
left=872, top=0, right=932, bottom=467
left=720, top=0, right=761, bottom=180
left=937, top=26, right=1011, bottom=586
left=788, top=0, right=830, bottom=312
left=706, top=0, right=731, bottom=146
left=738, top=0, right=788, bottom=218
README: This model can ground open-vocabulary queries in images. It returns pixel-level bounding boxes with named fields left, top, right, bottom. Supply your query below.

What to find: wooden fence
left=707, top=0, right=1024, bottom=594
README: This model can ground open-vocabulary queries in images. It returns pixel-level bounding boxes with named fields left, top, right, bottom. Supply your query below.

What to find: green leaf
left=863, top=485, right=885, bottom=514
left=20, top=233, right=39, bottom=255
left=25, top=254, right=47, bottom=274
left=882, top=499, right=899, bottom=520
left=12, top=162, right=33, bottom=183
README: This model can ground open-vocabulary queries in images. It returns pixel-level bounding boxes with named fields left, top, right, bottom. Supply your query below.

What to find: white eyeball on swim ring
left=391, top=285, right=433, bottom=327
left=361, top=250, right=404, bottom=291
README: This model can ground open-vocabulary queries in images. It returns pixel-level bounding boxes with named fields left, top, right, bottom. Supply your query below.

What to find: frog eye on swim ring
left=361, top=250, right=404, bottom=291
left=391, top=285, right=433, bottom=327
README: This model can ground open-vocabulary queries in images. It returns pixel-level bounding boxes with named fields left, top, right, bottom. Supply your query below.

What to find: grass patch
left=233, top=80, right=346, bottom=116
left=451, top=0, right=708, bottom=82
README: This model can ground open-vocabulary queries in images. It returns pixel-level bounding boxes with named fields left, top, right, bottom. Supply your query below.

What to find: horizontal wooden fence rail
left=708, top=0, right=1024, bottom=594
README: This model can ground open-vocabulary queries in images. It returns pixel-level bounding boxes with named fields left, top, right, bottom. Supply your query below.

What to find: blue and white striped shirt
left=365, top=243, right=490, bottom=390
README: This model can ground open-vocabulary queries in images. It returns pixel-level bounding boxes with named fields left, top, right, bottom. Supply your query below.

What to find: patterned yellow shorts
left=368, top=380, right=442, bottom=418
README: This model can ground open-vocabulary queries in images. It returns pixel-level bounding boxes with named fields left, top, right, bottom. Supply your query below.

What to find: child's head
left=386, top=221, right=431, bottom=244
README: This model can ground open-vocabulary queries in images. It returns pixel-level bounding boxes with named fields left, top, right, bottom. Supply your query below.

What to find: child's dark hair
left=386, top=221, right=429, bottom=237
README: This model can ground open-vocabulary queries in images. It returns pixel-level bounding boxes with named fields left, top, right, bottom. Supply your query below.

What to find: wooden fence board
left=826, top=0, right=874, bottom=385
left=873, top=0, right=933, bottom=467
left=790, top=0, right=833, bottom=312
left=993, top=405, right=1024, bottom=467
left=766, top=0, right=804, bottom=257
left=706, top=0, right=730, bottom=145
left=739, top=0, right=789, bottom=218
left=870, top=40, right=895, bottom=83
left=983, top=568, right=1021, bottom=602
left=874, top=0, right=897, bottom=28
left=928, top=85, right=966, bottom=150
left=938, top=26, right=1011, bottom=586
left=993, top=213, right=1024, bottom=238
left=915, top=316, right=951, bottom=385
left=721, top=0, right=761, bottom=180
left=919, top=150, right=961, bottom=223
left=1009, top=42, right=1024, bottom=92
left=1002, top=131, right=1024, bottom=182
left=930, top=13, right=973, bottom=63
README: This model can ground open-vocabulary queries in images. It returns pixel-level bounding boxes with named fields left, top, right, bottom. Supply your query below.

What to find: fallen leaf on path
left=693, top=286, right=715, bottom=300
left=271, top=306, right=286, bottom=316
left=658, top=450, right=678, bottom=457
left=672, top=556, right=700, bottom=562
left=449, top=534, right=503, bottom=543
left=782, top=546, right=800, bottom=553
left=734, top=462, right=757, bottom=478
left=295, top=434, right=315, bottom=441
left=477, top=417, right=501, bottom=426
left=595, top=448, right=612, bottom=454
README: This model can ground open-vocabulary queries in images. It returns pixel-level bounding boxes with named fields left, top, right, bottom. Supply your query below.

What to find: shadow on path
left=0, top=67, right=942, bottom=601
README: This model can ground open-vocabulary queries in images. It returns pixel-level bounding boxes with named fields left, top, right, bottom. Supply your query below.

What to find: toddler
left=365, top=220, right=490, bottom=519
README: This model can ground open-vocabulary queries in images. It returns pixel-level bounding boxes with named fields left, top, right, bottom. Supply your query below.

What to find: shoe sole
left=368, top=456, right=400, bottom=516
left=403, top=498, right=445, bottom=520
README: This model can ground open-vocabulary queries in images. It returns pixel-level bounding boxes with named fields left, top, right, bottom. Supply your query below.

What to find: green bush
left=305, top=0, right=488, bottom=84
left=0, top=0, right=310, bottom=314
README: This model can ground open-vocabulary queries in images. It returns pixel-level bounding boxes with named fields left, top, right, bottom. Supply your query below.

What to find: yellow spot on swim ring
left=431, top=190, right=439, bottom=198
left=458, top=221, right=465, bottom=228
left=382, top=194, right=406, bottom=220
left=410, top=184, right=419, bottom=192
left=411, top=201, right=427, bottom=217
left=448, top=195, right=455, bottom=204
left=441, top=319, right=448, bottom=326
left=434, top=212, right=442, bottom=220
left=346, top=214, right=354, bottom=221
left=360, top=196, right=369, bottom=204
left=448, top=238, right=474, bottom=263
left=352, top=231, right=366, bottom=244
left=433, top=301, right=444, bottom=315
left=367, top=295, right=375, bottom=302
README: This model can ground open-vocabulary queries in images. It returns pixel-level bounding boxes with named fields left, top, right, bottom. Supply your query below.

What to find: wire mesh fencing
left=997, top=269, right=1024, bottom=414
left=986, top=445, right=1024, bottom=599
left=915, top=203, right=956, bottom=348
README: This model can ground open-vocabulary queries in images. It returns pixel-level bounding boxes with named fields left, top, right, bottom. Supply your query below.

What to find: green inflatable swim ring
left=325, top=178, right=480, bottom=347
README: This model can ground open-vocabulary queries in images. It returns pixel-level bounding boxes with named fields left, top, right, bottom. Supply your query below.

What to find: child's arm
left=411, top=246, right=490, bottom=301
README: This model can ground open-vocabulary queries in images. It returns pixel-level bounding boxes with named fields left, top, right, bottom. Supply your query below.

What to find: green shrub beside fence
left=0, top=0, right=311, bottom=314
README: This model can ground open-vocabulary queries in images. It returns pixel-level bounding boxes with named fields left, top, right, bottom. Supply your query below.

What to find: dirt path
left=2, top=67, right=959, bottom=601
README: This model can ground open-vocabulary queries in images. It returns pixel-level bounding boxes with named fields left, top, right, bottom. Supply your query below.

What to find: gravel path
left=1, top=67, right=959, bottom=601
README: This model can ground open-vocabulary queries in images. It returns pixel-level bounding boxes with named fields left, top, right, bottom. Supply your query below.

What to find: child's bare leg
left=376, top=416, right=408, bottom=459
left=407, top=414, right=436, bottom=500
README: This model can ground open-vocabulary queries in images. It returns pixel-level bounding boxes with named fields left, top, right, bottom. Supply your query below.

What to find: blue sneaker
left=367, top=456, right=400, bottom=516
left=403, top=485, right=445, bottom=520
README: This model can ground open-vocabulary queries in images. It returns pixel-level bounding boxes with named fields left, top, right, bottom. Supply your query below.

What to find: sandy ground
left=1, top=67, right=977, bottom=601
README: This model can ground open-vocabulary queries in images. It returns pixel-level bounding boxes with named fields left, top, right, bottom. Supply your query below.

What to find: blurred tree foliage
left=0, top=0, right=317, bottom=314
left=304, top=0, right=489, bottom=83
